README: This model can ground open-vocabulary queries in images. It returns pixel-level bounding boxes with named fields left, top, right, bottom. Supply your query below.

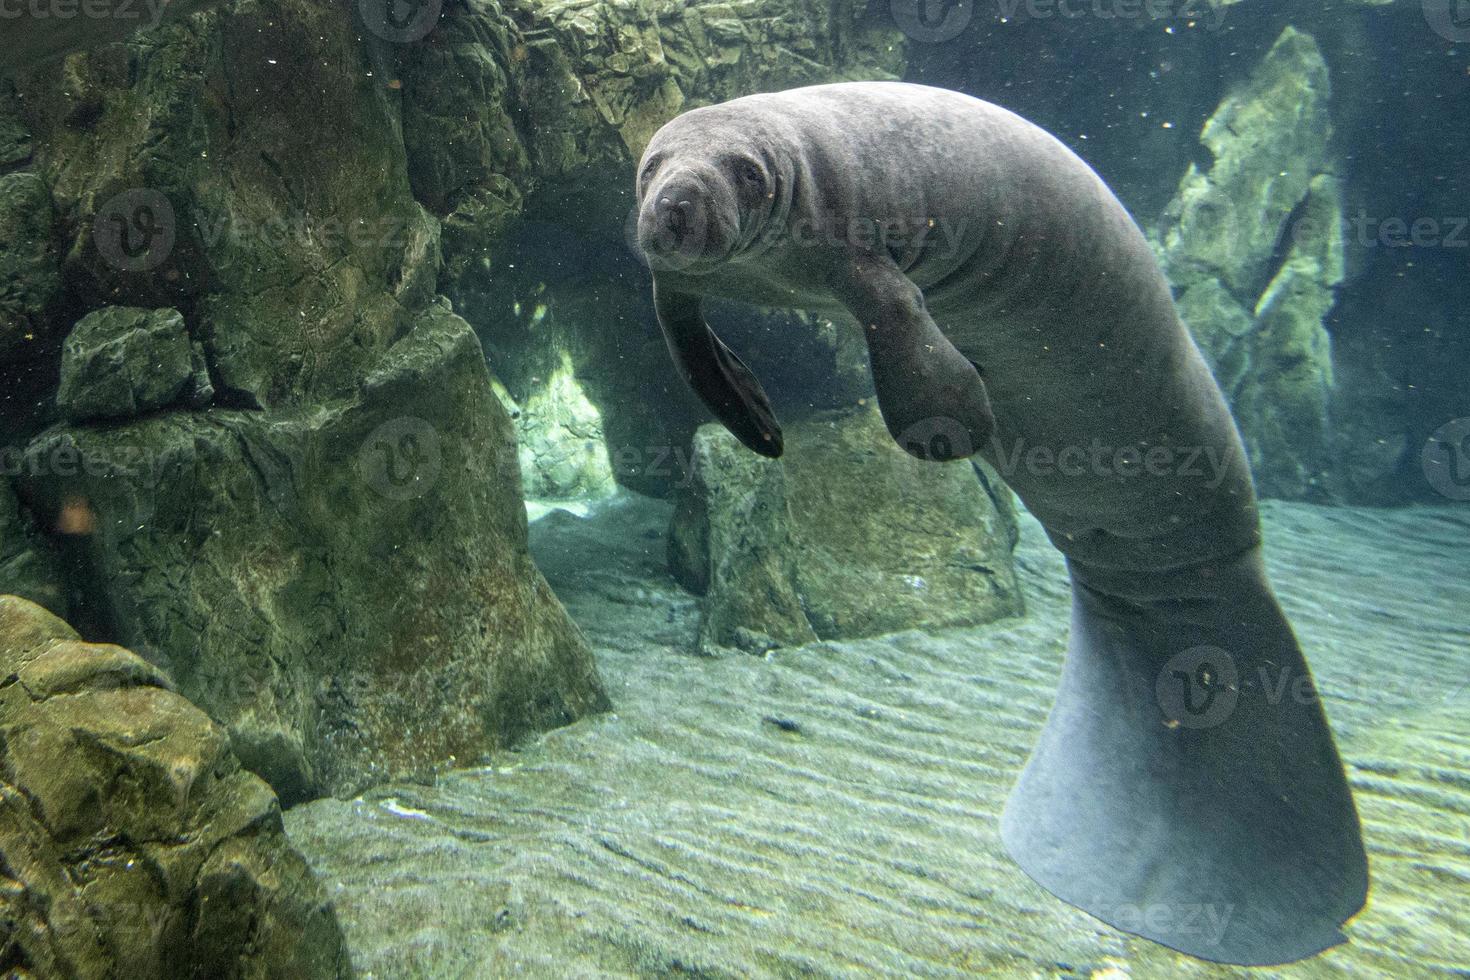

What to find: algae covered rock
left=396, top=0, right=531, bottom=283
left=393, top=0, right=901, bottom=283
left=19, top=0, right=440, bottom=411
left=0, top=481, right=64, bottom=618
left=0, top=171, right=60, bottom=365
left=56, top=306, right=212, bottom=422
left=1159, top=27, right=1334, bottom=300
left=0, top=594, right=351, bottom=979
left=0, top=0, right=222, bottom=78
left=15, top=302, right=610, bottom=803
left=493, top=353, right=619, bottom=502
left=1157, top=27, right=1340, bottom=499
left=671, top=406, right=1023, bottom=649
left=784, top=408, right=1023, bottom=639
left=672, top=423, right=817, bottom=653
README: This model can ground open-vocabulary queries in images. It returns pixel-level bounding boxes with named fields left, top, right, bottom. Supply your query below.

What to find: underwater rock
left=14, top=302, right=610, bottom=802
left=493, top=355, right=618, bottom=502
left=0, top=481, right=64, bottom=618
left=0, top=88, right=30, bottom=169
left=15, top=0, right=440, bottom=411
left=0, top=171, right=60, bottom=366
left=0, top=594, right=351, bottom=979
left=671, top=406, right=1023, bottom=648
left=56, top=307, right=211, bottom=422
left=671, top=423, right=816, bottom=652
left=1157, top=27, right=1339, bottom=499
left=0, top=0, right=223, bottom=78
left=784, top=408, right=1024, bottom=639
left=1233, top=174, right=1342, bottom=496
left=518, top=0, right=904, bottom=160
left=396, top=0, right=530, bottom=284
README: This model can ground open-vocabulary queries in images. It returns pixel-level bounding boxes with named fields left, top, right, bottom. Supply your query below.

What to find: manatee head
left=635, top=107, right=792, bottom=273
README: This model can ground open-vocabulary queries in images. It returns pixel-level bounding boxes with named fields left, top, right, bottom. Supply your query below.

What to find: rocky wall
left=0, top=0, right=611, bottom=803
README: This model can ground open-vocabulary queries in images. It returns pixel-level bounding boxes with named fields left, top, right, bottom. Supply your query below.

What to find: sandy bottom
left=286, top=495, right=1470, bottom=979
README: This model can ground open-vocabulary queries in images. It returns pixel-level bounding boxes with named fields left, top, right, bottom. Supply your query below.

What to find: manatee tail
left=1000, top=547, right=1368, bottom=966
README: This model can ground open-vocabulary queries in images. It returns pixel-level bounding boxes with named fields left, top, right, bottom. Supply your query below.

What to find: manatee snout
left=637, top=167, right=739, bottom=271
left=655, top=196, right=696, bottom=243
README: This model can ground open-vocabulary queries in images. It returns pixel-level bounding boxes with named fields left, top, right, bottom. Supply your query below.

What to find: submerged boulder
left=0, top=480, right=64, bottom=617
left=56, top=306, right=212, bottom=422
left=671, top=406, right=1023, bottom=650
left=17, top=0, right=441, bottom=413
left=493, top=353, right=618, bottom=503
left=783, top=409, right=1024, bottom=639
left=15, top=302, right=610, bottom=803
left=0, top=171, right=59, bottom=366
left=0, top=594, right=351, bottom=979
left=1157, top=27, right=1340, bottom=499
left=673, top=423, right=817, bottom=653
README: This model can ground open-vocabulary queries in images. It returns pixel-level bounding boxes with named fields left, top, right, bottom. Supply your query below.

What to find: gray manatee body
left=635, top=81, right=1367, bottom=966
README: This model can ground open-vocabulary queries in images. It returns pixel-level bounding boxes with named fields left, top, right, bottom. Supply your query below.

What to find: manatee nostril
left=658, top=198, right=689, bottom=241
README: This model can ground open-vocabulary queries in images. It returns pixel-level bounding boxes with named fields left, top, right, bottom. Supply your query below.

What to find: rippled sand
left=287, top=496, right=1470, bottom=978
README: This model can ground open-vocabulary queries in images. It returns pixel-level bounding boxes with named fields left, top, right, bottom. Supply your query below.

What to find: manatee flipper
left=653, top=278, right=784, bottom=458
left=1001, top=548, right=1368, bottom=966
left=832, top=255, right=994, bottom=462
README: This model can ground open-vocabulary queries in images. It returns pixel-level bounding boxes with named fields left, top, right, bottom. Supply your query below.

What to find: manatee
left=633, top=81, right=1368, bottom=966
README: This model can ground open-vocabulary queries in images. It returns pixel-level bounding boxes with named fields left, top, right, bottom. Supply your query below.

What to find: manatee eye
left=738, top=160, right=764, bottom=188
